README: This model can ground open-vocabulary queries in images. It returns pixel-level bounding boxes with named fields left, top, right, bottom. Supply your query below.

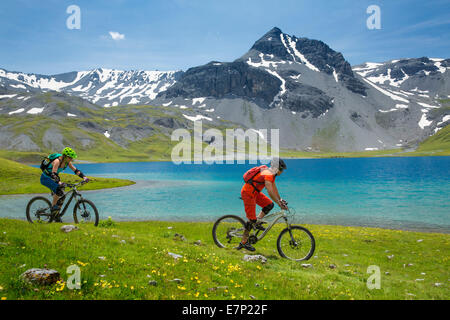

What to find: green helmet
left=62, top=147, right=77, bottom=159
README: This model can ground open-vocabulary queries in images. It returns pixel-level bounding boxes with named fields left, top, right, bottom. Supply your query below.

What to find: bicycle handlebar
left=64, top=180, right=89, bottom=188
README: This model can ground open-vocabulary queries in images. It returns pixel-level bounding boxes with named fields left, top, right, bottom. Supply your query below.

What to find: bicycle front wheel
left=26, top=196, right=52, bottom=224
left=212, top=215, right=246, bottom=249
left=73, top=199, right=99, bottom=226
left=277, top=226, right=315, bottom=261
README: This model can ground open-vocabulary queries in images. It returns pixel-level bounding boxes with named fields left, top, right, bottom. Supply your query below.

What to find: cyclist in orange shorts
left=237, top=158, right=288, bottom=251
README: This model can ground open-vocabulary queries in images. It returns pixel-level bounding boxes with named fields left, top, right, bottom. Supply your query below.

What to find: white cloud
left=109, top=31, right=125, bottom=41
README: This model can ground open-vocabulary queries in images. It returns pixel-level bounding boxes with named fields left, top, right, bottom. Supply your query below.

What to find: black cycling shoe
left=254, top=221, right=267, bottom=231
left=236, top=242, right=256, bottom=252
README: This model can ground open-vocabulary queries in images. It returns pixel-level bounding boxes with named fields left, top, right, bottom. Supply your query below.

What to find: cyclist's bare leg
left=52, top=194, right=60, bottom=207
left=257, top=210, right=265, bottom=220
left=242, top=229, right=250, bottom=244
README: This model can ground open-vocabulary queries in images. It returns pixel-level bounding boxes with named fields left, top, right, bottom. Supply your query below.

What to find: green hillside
left=0, top=93, right=255, bottom=163
left=415, top=124, right=450, bottom=155
left=1, top=91, right=449, bottom=162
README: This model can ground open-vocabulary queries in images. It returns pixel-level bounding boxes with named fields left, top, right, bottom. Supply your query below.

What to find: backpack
left=243, top=165, right=268, bottom=192
left=40, top=153, right=62, bottom=174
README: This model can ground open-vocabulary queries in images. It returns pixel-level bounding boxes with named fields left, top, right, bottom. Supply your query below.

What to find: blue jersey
left=44, top=156, right=68, bottom=175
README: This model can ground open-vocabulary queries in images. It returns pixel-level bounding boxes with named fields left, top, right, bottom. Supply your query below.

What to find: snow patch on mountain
left=27, top=107, right=45, bottom=114
left=362, top=78, right=409, bottom=103
left=0, top=94, right=17, bottom=99
left=281, top=34, right=319, bottom=72
left=8, top=108, right=24, bottom=115
left=183, top=114, right=212, bottom=122
left=417, top=102, right=440, bottom=109
left=333, top=69, right=339, bottom=82
left=353, top=62, right=384, bottom=77
left=265, top=69, right=286, bottom=107
left=419, top=111, right=432, bottom=129
left=192, top=97, right=206, bottom=105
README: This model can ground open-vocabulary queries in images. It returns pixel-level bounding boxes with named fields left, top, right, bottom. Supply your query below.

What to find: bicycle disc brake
left=289, top=239, right=300, bottom=249
left=81, top=210, right=91, bottom=219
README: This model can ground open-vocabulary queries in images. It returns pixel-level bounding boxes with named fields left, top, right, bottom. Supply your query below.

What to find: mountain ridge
left=1, top=27, right=449, bottom=154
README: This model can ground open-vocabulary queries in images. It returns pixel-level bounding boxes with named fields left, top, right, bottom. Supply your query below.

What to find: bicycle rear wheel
left=277, top=226, right=315, bottom=261
left=212, top=215, right=246, bottom=249
left=26, top=196, right=52, bottom=223
left=73, top=199, right=99, bottom=226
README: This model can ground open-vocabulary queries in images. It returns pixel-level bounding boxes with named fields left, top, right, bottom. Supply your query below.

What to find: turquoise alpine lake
left=1, top=157, right=449, bottom=232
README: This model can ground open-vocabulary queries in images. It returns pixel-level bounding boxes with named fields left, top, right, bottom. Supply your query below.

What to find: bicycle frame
left=42, top=182, right=86, bottom=219
left=252, top=210, right=291, bottom=242
left=56, top=187, right=82, bottom=218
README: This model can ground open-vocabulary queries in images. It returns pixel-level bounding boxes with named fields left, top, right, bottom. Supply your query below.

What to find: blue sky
left=0, top=0, right=449, bottom=74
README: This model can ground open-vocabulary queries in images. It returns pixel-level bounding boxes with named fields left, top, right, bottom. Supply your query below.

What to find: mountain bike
left=212, top=208, right=315, bottom=261
left=26, top=181, right=99, bottom=226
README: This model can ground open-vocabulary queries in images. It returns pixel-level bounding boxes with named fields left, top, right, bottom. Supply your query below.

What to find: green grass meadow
left=0, top=219, right=448, bottom=300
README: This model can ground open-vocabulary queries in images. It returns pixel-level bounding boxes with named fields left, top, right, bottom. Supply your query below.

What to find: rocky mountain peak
left=250, top=27, right=291, bottom=61
left=245, top=27, right=366, bottom=95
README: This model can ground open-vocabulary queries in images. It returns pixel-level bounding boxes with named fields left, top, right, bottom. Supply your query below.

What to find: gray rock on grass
left=21, top=268, right=61, bottom=285
left=209, top=286, right=229, bottom=292
left=173, top=233, right=186, bottom=241
left=170, top=278, right=183, bottom=284
left=243, top=255, right=267, bottom=264
left=61, top=225, right=79, bottom=233
left=168, top=252, right=183, bottom=260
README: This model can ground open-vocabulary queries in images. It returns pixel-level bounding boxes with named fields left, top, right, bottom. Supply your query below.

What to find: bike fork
left=285, top=218, right=298, bottom=245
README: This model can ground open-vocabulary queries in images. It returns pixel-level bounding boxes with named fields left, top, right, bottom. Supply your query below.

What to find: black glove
left=50, top=172, right=60, bottom=183
left=279, top=199, right=288, bottom=209
left=75, top=169, right=86, bottom=179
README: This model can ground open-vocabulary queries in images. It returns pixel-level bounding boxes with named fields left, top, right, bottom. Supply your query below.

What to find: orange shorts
left=241, top=189, right=273, bottom=221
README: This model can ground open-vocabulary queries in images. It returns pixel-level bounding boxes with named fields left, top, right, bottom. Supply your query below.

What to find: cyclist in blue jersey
left=40, top=147, right=89, bottom=220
